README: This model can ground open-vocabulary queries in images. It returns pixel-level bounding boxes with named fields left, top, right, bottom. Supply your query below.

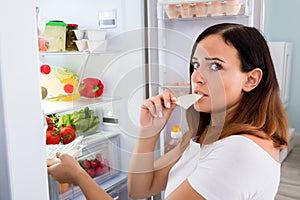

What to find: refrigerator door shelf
left=159, top=0, right=248, bottom=20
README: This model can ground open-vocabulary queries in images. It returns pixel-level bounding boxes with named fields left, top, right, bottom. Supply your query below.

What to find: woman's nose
left=191, top=69, right=206, bottom=85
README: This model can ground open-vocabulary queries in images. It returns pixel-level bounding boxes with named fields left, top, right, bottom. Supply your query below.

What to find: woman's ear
left=242, top=68, right=263, bottom=92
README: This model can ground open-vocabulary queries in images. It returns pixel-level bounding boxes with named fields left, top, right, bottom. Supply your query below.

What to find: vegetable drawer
left=48, top=132, right=121, bottom=200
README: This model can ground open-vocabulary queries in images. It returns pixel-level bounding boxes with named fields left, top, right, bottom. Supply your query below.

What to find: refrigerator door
left=268, top=42, right=292, bottom=107
left=0, top=0, right=49, bottom=199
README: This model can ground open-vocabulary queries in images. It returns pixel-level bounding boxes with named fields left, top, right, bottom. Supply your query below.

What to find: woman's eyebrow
left=205, top=57, right=225, bottom=63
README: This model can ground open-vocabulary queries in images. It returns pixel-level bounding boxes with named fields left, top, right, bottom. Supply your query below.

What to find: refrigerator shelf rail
left=42, top=95, right=122, bottom=115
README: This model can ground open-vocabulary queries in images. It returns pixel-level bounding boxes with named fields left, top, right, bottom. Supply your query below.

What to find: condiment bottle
left=65, top=24, right=78, bottom=51
left=43, top=21, right=67, bottom=52
left=165, top=125, right=183, bottom=153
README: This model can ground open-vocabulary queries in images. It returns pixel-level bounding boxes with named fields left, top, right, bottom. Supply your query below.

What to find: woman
left=127, top=23, right=289, bottom=199
left=48, top=23, right=289, bottom=199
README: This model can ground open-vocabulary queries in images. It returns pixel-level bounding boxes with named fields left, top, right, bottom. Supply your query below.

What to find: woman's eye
left=192, top=62, right=200, bottom=70
left=210, top=62, right=222, bottom=71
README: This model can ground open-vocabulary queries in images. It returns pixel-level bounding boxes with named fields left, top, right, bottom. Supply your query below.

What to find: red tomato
left=46, top=130, right=60, bottom=144
left=63, top=84, right=74, bottom=93
left=40, top=64, right=51, bottom=74
left=46, top=116, right=55, bottom=131
left=60, top=126, right=76, bottom=144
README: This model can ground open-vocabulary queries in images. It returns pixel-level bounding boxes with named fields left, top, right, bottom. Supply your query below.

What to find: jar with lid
left=43, top=21, right=67, bottom=52
left=65, top=24, right=79, bottom=51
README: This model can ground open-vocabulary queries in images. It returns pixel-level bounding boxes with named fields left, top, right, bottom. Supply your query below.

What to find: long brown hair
left=182, top=23, right=289, bottom=150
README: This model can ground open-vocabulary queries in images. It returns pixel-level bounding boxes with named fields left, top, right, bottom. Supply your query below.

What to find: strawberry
left=87, top=168, right=95, bottom=177
left=82, top=160, right=91, bottom=170
left=95, top=166, right=105, bottom=176
left=90, top=159, right=100, bottom=168
left=95, top=153, right=103, bottom=163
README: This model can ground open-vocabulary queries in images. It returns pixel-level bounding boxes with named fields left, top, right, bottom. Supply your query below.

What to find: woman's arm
left=128, top=90, right=180, bottom=198
left=128, top=132, right=182, bottom=198
left=48, top=153, right=113, bottom=200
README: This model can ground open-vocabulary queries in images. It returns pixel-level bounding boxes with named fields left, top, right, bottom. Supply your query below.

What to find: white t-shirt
left=164, top=135, right=280, bottom=199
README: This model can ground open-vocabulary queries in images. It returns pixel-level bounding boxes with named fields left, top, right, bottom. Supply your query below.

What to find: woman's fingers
left=143, top=96, right=167, bottom=118
left=162, top=90, right=177, bottom=108
left=140, top=89, right=178, bottom=122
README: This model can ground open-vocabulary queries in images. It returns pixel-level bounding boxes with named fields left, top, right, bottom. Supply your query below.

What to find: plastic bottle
left=165, top=125, right=182, bottom=153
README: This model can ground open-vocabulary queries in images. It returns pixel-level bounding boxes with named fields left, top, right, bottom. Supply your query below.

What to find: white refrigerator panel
left=0, top=0, right=49, bottom=199
left=268, top=42, right=292, bottom=107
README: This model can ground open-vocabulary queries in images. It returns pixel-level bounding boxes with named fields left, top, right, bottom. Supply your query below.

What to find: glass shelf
left=42, top=95, right=122, bottom=115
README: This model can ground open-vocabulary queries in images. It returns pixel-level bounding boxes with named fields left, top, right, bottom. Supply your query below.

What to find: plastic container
left=210, top=1, right=225, bottom=16
left=196, top=2, right=208, bottom=17
left=165, top=125, right=182, bottom=153
left=49, top=132, right=121, bottom=199
left=65, top=24, right=78, bottom=51
left=180, top=3, right=192, bottom=18
left=43, top=21, right=67, bottom=52
left=165, top=4, right=181, bottom=19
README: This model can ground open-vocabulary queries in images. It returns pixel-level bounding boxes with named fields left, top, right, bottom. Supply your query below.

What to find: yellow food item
left=58, top=183, right=69, bottom=194
left=57, top=78, right=80, bottom=101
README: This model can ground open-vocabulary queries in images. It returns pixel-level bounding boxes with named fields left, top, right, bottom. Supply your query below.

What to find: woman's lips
left=193, top=90, right=207, bottom=96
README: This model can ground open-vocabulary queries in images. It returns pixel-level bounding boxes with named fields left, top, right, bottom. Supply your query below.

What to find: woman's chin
left=193, top=104, right=210, bottom=113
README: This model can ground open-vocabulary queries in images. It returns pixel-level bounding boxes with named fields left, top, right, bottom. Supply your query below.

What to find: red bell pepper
left=79, top=78, right=104, bottom=98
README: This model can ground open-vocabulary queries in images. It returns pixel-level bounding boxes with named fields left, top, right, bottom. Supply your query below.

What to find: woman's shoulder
left=219, top=134, right=280, bottom=163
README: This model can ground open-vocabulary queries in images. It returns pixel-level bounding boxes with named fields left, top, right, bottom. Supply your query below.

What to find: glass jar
left=65, top=24, right=79, bottom=51
left=43, top=21, right=67, bottom=52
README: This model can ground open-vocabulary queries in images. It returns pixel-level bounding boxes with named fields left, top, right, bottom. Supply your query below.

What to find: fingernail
left=171, top=97, right=177, bottom=101
left=159, top=111, right=163, bottom=118
left=166, top=102, right=170, bottom=108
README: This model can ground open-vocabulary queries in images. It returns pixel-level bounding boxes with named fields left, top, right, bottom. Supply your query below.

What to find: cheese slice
left=175, top=94, right=203, bottom=110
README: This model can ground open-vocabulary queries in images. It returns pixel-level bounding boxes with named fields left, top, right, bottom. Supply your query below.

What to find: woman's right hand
left=48, top=153, right=84, bottom=185
left=140, top=90, right=177, bottom=137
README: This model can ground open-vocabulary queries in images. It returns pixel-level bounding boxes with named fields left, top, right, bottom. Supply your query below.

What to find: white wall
left=264, top=0, right=300, bottom=133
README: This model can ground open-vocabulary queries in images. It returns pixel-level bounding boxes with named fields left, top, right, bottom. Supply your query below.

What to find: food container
left=165, top=4, right=181, bottom=19
left=73, top=29, right=85, bottom=40
left=87, top=40, right=107, bottom=52
left=43, top=21, right=67, bottom=52
left=209, top=1, right=225, bottom=16
left=189, top=3, right=197, bottom=17
left=180, top=3, right=192, bottom=18
left=75, top=39, right=88, bottom=51
left=49, top=132, right=121, bottom=199
left=224, top=1, right=242, bottom=15
left=65, top=24, right=79, bottom=51
left=195, top=2, right=208, bottom=17
left=85, top=30, right=107, bottom=41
